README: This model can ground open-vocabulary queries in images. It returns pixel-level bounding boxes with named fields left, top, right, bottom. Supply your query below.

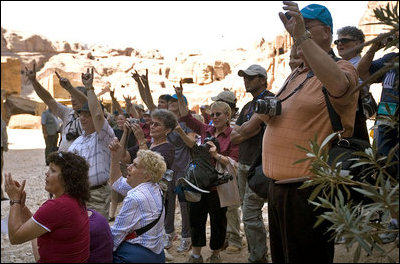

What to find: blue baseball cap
left=169, top=94, right=188, bottom=105
left=301, top=4, right=333, bottom=33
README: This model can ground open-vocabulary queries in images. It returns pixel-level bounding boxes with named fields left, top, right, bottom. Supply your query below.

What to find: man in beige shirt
left=256, top=3, right=358, bottom=263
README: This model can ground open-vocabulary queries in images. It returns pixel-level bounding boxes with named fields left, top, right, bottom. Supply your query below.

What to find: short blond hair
left=210, top=101, right=231, bottom=119
left=137, top=149, right=167, bottom=183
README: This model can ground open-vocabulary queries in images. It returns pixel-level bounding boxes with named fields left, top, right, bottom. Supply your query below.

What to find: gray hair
left=337, top=26, right=365, bottom=54
left=151, top=109, right=177, bottom=131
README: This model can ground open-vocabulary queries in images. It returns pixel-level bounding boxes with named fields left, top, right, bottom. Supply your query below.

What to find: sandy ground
left=1, top=128, right=398, bottom=263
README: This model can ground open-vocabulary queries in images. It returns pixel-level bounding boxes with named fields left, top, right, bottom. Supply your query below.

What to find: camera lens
left=254, top=99, right=268, bottom=114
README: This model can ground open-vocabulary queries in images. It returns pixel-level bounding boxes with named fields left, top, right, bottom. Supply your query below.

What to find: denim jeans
left=113, top=242, right=165, bottom=263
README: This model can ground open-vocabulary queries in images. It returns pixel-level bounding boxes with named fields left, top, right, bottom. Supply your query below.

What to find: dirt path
left=1, top=129, right=398, bottom=263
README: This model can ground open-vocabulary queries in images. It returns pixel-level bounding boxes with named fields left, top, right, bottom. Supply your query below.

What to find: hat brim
left=211, top=96, right=219, bottom=102
left=238, top=69, right=259, bottom=77
left=178, top=177, right=210, bottom=193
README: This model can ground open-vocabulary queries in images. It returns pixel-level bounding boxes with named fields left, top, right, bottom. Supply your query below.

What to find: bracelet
left=294, top=30, right=311, bottom=46
left=10, top=200, right=21, bottom=206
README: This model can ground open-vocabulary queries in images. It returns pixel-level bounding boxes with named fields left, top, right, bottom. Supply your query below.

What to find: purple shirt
left=88, top=209, right=113, bottom=263
left=180, top=113, right=238, bottom=162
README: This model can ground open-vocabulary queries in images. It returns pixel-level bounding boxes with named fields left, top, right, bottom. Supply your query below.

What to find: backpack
left=185, top=139, right=233, bottom=191
left=175, top=136, right=233, bottom=202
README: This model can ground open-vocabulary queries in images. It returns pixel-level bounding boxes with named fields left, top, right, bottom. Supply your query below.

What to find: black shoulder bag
left=247, top=150, right=270, bottom=199
left=322, top=86, right=373, bottom=204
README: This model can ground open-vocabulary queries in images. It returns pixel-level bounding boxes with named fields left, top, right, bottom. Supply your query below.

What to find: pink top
left=33, top=194, right=90, bottom=263
left=180, top=113, right=238, bottom=162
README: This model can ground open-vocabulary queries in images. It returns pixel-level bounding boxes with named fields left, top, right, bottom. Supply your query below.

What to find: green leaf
left=353, top=244, right=361, bottom=263
left=320, top=133, right=337, bottom=149
left=293, top=157, right=311, bottom=165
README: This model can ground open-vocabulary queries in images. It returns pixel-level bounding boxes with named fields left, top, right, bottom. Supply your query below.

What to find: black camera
left=66, top=131, right=80, bottom=141
left=129, top=118, right=140, bottom=125
left=203, top=136, right=220, bottom=152
left=254, top=97, right=282, bottom=116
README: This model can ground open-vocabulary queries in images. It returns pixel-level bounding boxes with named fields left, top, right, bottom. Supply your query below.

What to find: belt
left=90, top=182, right=108, bottom=190
left=273, top=176, right=310, bottom=185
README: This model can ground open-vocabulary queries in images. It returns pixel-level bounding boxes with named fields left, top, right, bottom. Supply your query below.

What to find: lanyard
left=277, top=71, right=315, bottom=103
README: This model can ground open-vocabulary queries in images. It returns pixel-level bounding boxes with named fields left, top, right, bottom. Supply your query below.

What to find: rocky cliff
left=1, top=1, right=395, bottom=120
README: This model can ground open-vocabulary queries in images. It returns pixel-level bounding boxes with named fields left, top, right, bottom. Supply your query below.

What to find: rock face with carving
left=1, top=1, right=394, bottom=128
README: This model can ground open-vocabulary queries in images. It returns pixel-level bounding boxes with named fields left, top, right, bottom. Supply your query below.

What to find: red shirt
left=33, top=194, right=90, bottom=263
left=202, top=113, right=211, bottom=125
left=180, top=113, right=238, bottom=162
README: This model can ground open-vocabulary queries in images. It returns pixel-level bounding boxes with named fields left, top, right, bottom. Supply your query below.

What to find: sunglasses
left=334, top=38, right=356, bottom=45
left=210, top=112, right=223, bottom=118
left=150, top=121, right=162, bottom=127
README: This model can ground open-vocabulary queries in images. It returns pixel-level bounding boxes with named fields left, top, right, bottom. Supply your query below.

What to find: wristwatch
left=10, top=200, right=21, bottom=206
left=295, top=30, right=311, bottom=46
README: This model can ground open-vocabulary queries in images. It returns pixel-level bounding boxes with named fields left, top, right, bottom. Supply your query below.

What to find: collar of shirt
left=206, top=125, right=232, bottom=138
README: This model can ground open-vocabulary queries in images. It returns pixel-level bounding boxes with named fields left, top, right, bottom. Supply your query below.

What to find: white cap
left=238, top=64, right=267, bottom=77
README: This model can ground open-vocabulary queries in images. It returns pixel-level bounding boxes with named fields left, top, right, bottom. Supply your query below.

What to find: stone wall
left=1, top=57, right=21, bottom=95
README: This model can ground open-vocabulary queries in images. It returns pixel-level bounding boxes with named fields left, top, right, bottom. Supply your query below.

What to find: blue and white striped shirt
left=68, top=121, right=115, bottom=187
left=111, top=178, right=165, bottom=254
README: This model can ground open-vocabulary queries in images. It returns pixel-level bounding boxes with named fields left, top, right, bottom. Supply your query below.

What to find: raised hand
left=108, top=137, right=124, bottom=161
left=140, top=69, right=149, bottom=87
left=55, top=71, right=73, bottom=90
left=123, top=95, right=133, bottom=107
left=279, top=1, right=305, bottom=40
left=130, top=123, right=145, bottom=142
left=81, top=68, right=94, bottom=89
left=109, top=88, right=115, bottom=98
left=25, top=62, right=37, bottom=82
left=174, top=121, right=183, bottom=132
left=131, top=70, right=143, bottom=85
left=4, top=172, right=26, bottom=201
left=123, top=121, right=131, bottom=134
left=173, top=79, right=183, bottom=96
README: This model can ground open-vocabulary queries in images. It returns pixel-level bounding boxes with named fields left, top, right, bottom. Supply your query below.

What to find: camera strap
left=278, top=49, right=341, bottom=103
left=278, top=71, right=315, bottom=103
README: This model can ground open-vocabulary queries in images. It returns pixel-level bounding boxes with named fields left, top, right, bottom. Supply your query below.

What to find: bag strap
left=125, top=191, right=164, bottom=240
left=321, top=86, right=344, bottom=133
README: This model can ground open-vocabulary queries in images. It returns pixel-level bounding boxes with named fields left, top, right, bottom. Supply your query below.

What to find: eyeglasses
left=334, top=38, right=357, bottom=45
left=150, top=121, right=162, bottom=127
left=210, top=112, right=223, bottom=118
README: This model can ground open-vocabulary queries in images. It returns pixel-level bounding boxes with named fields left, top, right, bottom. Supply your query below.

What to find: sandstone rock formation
left=1, top=1, right=396, bottom=129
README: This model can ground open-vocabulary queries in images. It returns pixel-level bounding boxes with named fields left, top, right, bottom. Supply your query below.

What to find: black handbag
left=322, top=87, right=373, bottom=204
left=247, top=151, right=270, bottom=199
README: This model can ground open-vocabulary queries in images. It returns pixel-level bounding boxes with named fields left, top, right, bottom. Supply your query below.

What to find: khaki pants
left=88, top=184, right=111, bottom=219
left=225, top=204, right=242, bottom=248
left=239, top=162, right=268, bottom=262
